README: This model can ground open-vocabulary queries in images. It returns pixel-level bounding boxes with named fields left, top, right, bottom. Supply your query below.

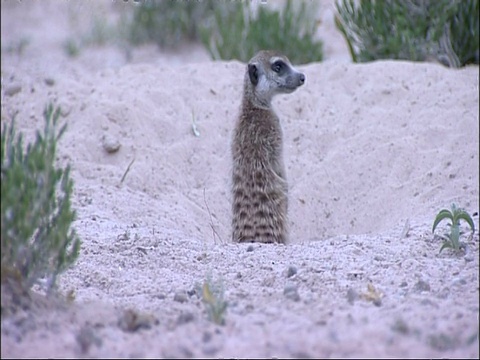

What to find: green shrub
left=432, top=203, right=475, bottom=253
left=1, top=104, right=80, bottom=292
left=201, top=0, right=323, bottom=64
left=199, top=1, right=248, bottom=61
left=335, top=0, right=479, bottom=67
left=128, top=0, right=215, bottom=48
left=127, top=0, right=323, bottom=64
left=63, top=9, right=132, bottom=58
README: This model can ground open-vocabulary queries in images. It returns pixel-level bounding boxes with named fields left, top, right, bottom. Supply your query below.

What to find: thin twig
left=191, top=109, right=200, bottom=137
left=203, top=188, right=223, bottom=244
left=120, top=156, right=136, bottom=183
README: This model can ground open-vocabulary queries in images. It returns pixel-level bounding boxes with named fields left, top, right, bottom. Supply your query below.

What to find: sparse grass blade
left=432, top=208, right=454, bottom=233
left=440, top=241, right=453, bottom=252
left=453, top=208, right=475, bottom=233
left=449, top=224, right=461, bottom=250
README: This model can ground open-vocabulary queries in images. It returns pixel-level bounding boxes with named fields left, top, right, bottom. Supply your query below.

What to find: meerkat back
left=231, top=50, right=305, bottom=244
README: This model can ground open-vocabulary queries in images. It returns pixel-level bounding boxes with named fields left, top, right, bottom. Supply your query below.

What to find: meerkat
left=231, top=50, right=305, bottom=244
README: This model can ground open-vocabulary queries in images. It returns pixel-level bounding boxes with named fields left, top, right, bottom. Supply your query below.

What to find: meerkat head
left=244, top=50, right=306, bottom=109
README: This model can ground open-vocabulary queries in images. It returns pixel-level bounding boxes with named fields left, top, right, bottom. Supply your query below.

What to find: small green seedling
left=432, top=203, right=475, bottom=253
left=197, top=276, right=227, bottom=325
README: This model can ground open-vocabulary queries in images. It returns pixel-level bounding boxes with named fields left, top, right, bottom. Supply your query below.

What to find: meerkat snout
left=284, top=70, right=305, bottom=91
left=247, top=54, right=306, bottom=106
left=231, top=50, right=305, bottom=244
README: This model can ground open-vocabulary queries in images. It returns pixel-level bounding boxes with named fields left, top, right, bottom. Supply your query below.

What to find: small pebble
left=203, top=344, right=220, bottom=356
left=76, top=326, right=102, bottom=354
left=286, top=265, right=297, bottom=278
left=5, top=84, right=22, bottom=96
left=102, top=135, right=121, bottom=153
left=283, top=283, right=300, bottom=302
left=421, top=298, right=438, bottom=307
left=346, top=288, right=358, bottom=304
left=202, top=331, right=212, bottom=342
left=436, top=287, right=450, bottom=299
left=153, top=293, right=166, bottom=300
left=44, top=77, right=55, bottom=86
left=118, top=309, right=158, bottom=332
left=391, top=318, right=409, bottom=334
left=428, top=333, right=458, bottom=351
left=173, top=291, right=188, bottom=303
left=177, top=312, right=195, bottom=325
left=413, top=279, right=431, bottom=293
left=451, top=278, right=467, bottom=287
left=347, top=270, right=364, bottom=280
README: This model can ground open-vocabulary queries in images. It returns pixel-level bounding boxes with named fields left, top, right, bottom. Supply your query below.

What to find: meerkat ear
left=248, top=63, right=259, bottom=86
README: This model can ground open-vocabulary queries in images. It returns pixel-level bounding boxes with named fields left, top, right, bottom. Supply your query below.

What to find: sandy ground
left=1, top=1, right=479, bottom=358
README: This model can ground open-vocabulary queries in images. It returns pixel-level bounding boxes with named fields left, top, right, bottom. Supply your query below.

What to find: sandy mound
left=1, top=1, right=479, bottom=359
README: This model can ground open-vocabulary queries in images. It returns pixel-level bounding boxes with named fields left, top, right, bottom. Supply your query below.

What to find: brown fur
left=231, top=50, right=305, bottom=244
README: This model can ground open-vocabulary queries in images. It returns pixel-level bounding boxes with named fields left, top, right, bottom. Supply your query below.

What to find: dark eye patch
left=271, top=60, right=285, bottom=73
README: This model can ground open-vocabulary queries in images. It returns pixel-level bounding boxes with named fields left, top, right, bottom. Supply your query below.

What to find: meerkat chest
left=238, top=109, right=283, bottom=146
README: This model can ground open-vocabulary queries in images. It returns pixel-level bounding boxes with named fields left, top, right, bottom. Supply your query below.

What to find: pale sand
left=1, top=1, right=479, bottom=358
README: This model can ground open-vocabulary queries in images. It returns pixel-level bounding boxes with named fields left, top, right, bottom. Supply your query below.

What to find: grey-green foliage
left=1, top=104, right=80, bottom=291
left=201, top=0, right=323, bottom=64
left=432, top=203, right=475, bottom=253
left=63, top=9, right=132, bottom=58
left=127, top=0, right=323, bottom=64
left=128, top=0, right=215, bottom=48
left=335, top=0, right=479, bottom=67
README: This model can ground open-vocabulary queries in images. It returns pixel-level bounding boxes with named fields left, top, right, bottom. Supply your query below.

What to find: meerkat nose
left=299, top=73, right=306, bottom=85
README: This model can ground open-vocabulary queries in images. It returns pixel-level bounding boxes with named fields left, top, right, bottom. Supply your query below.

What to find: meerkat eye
left=272, top=60, right=284, bottom=73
